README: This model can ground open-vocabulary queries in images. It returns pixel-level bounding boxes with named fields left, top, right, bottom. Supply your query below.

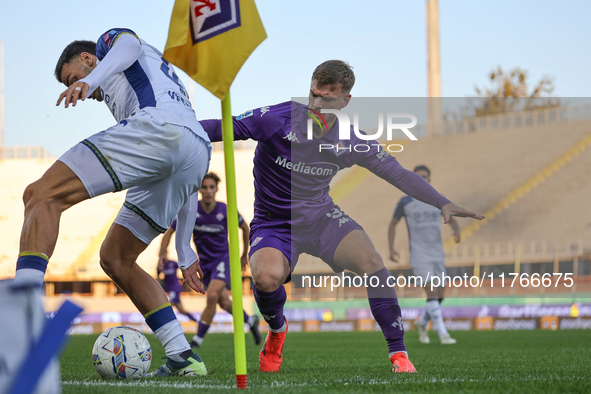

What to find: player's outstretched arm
left=359, top=154, right=450, bottom=209
left=441, top=202, right=484, bottom=224
left=199, top=105, right=282, bottom=143
left=199, top=118, right=258, bottom=143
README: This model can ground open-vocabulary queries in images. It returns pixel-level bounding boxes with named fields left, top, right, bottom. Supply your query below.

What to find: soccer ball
left=92, top=326, right=152, bottom=379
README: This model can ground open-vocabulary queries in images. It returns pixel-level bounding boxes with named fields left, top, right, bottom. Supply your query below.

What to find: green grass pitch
left=61, top=330, right=591, bottom=393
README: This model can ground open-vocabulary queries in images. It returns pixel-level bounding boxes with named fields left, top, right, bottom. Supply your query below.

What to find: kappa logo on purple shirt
left=282, top=132, right=300, bottom=143
left=189, top=0, right=241, bottom=44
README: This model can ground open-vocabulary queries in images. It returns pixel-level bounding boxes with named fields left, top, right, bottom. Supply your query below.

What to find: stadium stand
left=296, top=106, right=591, bottom=277
left=0, top=158, right=126, bottom=281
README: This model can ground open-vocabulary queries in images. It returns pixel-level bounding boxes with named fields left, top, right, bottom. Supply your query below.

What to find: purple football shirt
left=199, top=101, right=450, bottom=227
left=172, top=201, right=244, bottom=265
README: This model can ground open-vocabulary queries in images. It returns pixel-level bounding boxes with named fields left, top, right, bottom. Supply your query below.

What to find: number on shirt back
left=216, top=262, right=225, bottom=274
left=160, top=57, right=188, bottom=98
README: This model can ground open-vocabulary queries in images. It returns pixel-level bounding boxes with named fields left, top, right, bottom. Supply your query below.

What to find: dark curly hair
left=54, top=40, right=96, bottom=83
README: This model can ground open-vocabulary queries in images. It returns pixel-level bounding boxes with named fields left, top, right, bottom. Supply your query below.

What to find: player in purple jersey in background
left=157, top=259, right=198, bottom=322
left=199, top=60, right=484, bottom=374
left=159, top=172, right=261, bottom=348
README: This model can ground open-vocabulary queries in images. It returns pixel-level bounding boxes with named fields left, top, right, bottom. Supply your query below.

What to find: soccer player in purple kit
left=199, top=60, right=484, bottom=373
left=158, top=172, right=262, bottom=348
left=157, top=259, right=198, bottom=323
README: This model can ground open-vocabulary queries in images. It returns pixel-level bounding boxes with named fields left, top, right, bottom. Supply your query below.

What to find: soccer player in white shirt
left=388, top=165, right=461, bottom=345
left=14, top=28, right=211, bottom=377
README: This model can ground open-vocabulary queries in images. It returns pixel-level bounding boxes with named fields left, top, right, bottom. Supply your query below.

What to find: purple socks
left=367, top=267, right=406, bottom=354
left=253, top=285, right=286, bottom=330
left=196, top=321, right=210, bottom=338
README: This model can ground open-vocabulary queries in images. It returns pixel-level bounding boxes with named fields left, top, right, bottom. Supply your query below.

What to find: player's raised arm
left=358, top=151, right=483, bottom=221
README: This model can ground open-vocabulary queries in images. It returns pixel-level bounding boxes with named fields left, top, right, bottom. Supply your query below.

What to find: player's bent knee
left=22, top=183, right=36, bottom=206
left=253, top=275, right=283, bottom=293
left=22, top=183, right=50, bottom=210
left=206, top=291, right=220, bottom=305
left=99, top=258, right=116, bottom=279
left=22, top=181, right=68, bottom=214
left=99, top=251, right=126, bottom=280
left=352, top=251, right=383, bottom=275
left=368, top=252, right=384, bottom=272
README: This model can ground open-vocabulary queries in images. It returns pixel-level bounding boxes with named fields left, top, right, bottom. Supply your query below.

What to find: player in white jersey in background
left=388, top=165, right=461, bottom=345
left=13, top=28, right=211, bottom=377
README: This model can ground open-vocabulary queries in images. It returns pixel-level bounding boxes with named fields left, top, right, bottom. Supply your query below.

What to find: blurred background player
left=388, top=165, right=461, bottom=344
left=159, top=172, right=261, bottom=348
left=157, top=259, right=198, bottom=323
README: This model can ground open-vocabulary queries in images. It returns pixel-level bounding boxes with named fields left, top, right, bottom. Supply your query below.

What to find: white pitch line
left=62, top=380, right=235, bottom=389
left=62, top=375, right=588, bottom=389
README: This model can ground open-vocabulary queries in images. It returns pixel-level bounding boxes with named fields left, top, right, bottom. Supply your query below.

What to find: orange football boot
left=390, top=352, right=417, bottom=373
left=259, top=319, right=288, bottom=372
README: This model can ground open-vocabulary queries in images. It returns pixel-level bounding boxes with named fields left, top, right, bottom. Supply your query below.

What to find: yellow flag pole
left=221, top=91, right=248, bottom=389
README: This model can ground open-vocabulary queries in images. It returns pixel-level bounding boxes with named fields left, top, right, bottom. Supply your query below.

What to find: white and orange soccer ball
left=92, top=326, right=152, bottom=379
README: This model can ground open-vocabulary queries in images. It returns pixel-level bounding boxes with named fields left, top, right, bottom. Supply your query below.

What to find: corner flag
left=164, top=0, right=266, bottom=389
left=164, top=0, right=266, bottom=99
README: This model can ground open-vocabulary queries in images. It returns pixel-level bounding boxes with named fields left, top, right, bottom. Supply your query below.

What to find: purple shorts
left=248, top=204, right=363, bottom=282
left=201, top=257, right=231, bottom=290
left=165, top=281, right=182, bottom=304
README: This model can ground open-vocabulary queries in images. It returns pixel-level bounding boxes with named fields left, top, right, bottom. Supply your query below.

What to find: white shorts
left=59, top=110, right=211, bottom=244
left=411, top=261, right=447, bottom=287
